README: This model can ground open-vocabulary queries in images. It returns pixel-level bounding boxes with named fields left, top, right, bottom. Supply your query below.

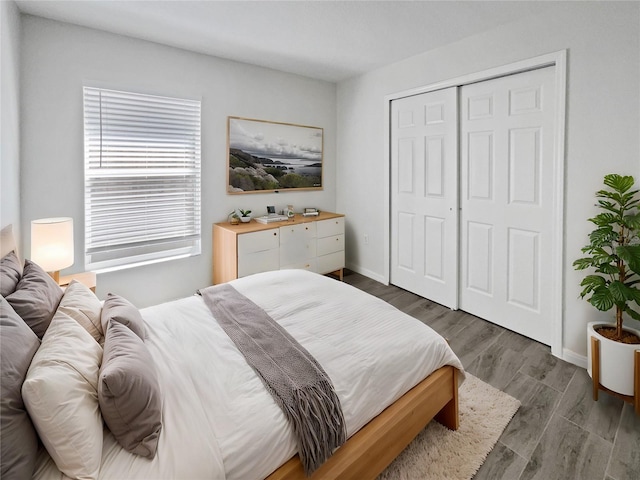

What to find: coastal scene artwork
left=227, top=117, right=323, bottom=193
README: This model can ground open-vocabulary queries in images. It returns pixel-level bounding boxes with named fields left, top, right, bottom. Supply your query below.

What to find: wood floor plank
left=473, top=442, right=528, bottom=480
left=556, top=368, right=623, bottom=443
left=466, top=340, right=528, bottom=391
left=519, top=415, right=612, bottom=480
left=607, top=403, right=640, bottom=480
left=488, top=372, right=561, bottom=458
left=519, top=341, right=577, bottom=393
left=446, top=319, right=504, bottom=368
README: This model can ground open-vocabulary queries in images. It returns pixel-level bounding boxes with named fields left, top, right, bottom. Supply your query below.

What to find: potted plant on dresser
left=237, top=209, right=252, bottom=223
left=228, top=209, right=252, bottom=224
left=573, top=174, right=640, bottom=414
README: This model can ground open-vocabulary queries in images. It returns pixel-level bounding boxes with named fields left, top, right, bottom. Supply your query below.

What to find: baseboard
left=562, top=348, right=587, bottom=369
left=345, top=263, right=387, bottom=285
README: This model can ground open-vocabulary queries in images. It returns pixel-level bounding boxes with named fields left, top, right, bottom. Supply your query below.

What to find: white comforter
left=34, top=269, right=464, bottom=480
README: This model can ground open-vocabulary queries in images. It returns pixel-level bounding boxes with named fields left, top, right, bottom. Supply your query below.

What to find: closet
left=390, top=66, right=558, bottom=345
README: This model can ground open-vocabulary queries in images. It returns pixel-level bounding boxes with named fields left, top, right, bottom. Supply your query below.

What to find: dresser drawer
left=238, top=249, right=280, bottom=278
left=238, top=229, right=279, bottom=255
left=280, top=258, right=317, bottom=273
left=280, top=241, right=317, bottom=265
left=317, top=251, right=344, bottom=275
left=279, top=223, right=316, bottom=244
left=316, top=217, right=344, bottom=238
left=317, top=234, right=344, bottom=257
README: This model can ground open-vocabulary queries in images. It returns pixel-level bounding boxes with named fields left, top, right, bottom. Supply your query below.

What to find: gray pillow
left=0, top=296, right=40, bottom=479
left=0, top=251, right=23, bottom=297
left=101, top=293, right=146, bottom=340
left=5, top=260, right=63, bottom=339
left=98, top=320, right=162, bottom=459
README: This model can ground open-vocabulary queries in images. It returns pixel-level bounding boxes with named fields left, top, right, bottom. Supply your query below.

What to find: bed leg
left=434, top=368, right=459, bottom=430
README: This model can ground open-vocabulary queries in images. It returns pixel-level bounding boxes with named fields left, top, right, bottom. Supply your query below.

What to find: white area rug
left=378, top=374, right=520, bottom=480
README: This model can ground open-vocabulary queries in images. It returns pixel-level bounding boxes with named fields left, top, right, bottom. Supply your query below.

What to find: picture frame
left=227, top=116, right=323, bottom=194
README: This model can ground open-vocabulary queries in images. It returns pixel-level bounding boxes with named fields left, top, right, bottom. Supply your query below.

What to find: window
left=83, top=87, right=201, bottom=271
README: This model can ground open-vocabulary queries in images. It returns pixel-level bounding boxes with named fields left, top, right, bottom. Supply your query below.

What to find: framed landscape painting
left=227, top=116, right=323, bottom=194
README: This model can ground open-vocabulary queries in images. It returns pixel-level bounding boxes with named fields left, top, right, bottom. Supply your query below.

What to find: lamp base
left=48, top=270, right=61, bottom=283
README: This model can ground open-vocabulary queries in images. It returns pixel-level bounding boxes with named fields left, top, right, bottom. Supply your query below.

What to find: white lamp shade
left=31, top=217, right=74, bottom=272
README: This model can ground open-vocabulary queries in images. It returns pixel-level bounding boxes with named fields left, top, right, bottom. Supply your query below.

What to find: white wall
left=20, top=15, right=337, bottom=307
left=336, top=2, right=640, bottom=362
left=1, top=0, right=22, bottom=244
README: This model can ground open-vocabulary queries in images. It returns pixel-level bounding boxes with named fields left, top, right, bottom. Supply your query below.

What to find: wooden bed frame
left=266, top=365, right=459, bottom=480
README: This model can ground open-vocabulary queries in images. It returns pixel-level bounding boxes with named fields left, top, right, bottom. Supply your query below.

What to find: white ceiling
left=15, top=0, right=566, bottom=82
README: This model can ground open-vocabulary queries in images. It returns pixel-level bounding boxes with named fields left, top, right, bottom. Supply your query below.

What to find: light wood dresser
left=213, top=212, right=345, bottom=284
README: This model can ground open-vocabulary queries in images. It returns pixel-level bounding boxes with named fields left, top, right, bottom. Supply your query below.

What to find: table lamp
left=31, top=217, right=74, bottom=283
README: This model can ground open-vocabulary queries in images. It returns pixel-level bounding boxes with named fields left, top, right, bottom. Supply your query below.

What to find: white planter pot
left=240, top=217, right=251, bottom=223
left=587, top=321, right=640, bottom=396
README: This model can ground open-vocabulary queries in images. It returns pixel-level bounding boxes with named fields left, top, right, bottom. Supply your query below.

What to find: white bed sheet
left=33, top=269, right=464, bottom=480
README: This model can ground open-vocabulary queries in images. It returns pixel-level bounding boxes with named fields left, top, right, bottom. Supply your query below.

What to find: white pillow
left=58, top=279, right=104, bottom=344
left=0, top=224, right=18, bottom=259
left=22, top=314, right=103, bottom=480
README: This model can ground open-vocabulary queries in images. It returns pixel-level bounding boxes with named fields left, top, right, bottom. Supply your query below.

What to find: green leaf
left=604, top=174, right=635, bottom=194
left=620, top=190, right=640, bottom=207
left=573, top=258, right=594, bottom=270
left=588, top=226, right=616, bottom=246
left=579, top=275, right=607, bottom=298
left=617, top=245, right=640, bottom=274
left=628, top=287, right=640, bottom=304
left=593, top=251, right=616, bottom=266
left=589, top=286, right=615, bottom=311
left=596, top=200, right=621, bottom=215
left=581, top=245, right=610, bottom=256
left=590, top=213, right=618, bottom=227
left=596, top=263, right=620, bottom=275
left=623, top=212, right=640, bottom=230
left=609, top=281, right=635, bottom=302
left=596, top=190, right=625, bottom=206
left=624, top=305, right=640, bottom=321
left=625, top=197, right=640, bottom=209
left=580, top=275, right=607, bottom=289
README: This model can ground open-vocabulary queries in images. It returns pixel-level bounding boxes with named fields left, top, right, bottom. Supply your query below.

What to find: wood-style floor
left=342, top=271, right=640, bottom=480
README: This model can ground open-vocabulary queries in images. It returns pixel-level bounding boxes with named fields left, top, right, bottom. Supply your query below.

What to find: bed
left=1, top=226, right=464, bottom=480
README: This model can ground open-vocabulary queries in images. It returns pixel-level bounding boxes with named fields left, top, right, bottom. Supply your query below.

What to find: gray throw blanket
left=198, top=284, right=346, bottom=476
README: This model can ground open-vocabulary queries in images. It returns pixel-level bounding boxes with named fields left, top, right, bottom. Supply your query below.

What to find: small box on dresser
left=213, top=212, right=345, bottom=284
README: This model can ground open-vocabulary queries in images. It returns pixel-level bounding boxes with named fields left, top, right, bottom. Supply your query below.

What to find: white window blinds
left=83, top=87, right=201, bottom=271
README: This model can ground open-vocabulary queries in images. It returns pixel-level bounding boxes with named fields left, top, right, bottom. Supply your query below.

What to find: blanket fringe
left=283, top=380, right=347, bottom=476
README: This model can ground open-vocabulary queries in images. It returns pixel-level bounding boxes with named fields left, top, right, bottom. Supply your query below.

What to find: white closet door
left=390, top=88, right=458, bottom=309
left=460, top=66, right=556, bottom=345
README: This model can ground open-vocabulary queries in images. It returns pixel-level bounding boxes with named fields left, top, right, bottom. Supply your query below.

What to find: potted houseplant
left=573, top=174, right=640, bottom=397
left=228, top=209, right=252, bottom=224
left=237, top=209, right=252, bottom=223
